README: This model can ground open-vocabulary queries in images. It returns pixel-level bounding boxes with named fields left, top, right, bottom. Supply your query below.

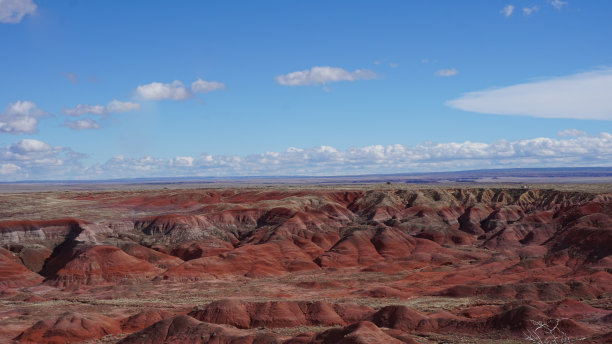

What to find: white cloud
left=501, top=5, right=515, bottom=17
left=105, top=100, right=141, bottom=113
left=550, top=0, right=568, bottom=10
left=446, top=69, right=612, bottom=120
left=191, top=78, right=225, bottom=93
left=0, top=0, right=36, bottom=24
left=63, top=118, right=101, bottom=130
left=276, top=66, right=377, bottom=86
left=3, top=132, right=612, bottom=180
left=523, top=6, right=539, bottom=16
left=0, top=139, right=84, bottom=180
left=64, top=100, right=140, bottom=116
left=4, top=100, right=43, bottom=117
left=64, top=104, right=106, bottom=116
left=9, top=138, right=51, bottom=153
left=0, top=100, right=44, bottom=134
left=172, top=156, right=194, bottom=167
left=135, top=80, right=191, bottom=100
left=0, top=163, right=21, bottom=175
left=135, top=78, right=224, bottom=100
left=557, top=129, right=587, bottom=137
left=77, top=132, right=612, bottom=179
left=435, top=68, right=459, bottom=77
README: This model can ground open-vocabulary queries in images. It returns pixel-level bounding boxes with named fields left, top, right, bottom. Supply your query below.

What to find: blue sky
left=1, top=0, right=611, bottom=180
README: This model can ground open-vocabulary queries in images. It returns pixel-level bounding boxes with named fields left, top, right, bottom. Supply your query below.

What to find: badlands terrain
left=0, top=184, right=611, bottom=343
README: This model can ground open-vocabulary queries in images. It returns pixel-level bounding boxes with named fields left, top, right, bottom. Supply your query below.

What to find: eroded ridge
left=1, top=187, right=611, bottom=343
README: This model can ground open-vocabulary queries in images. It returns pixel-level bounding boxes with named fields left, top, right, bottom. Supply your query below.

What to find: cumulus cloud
left=135, top=78, right=225, bottom=100
left=3, top=132, right=612, bottom=180
left=63, top=118, right=101, bottom=130
left=501, top=5, right=515, bottom=17
left=191, top=78, right=226, bottom=93
left=446, top=69, right=612, bottom=120
left=76, top=132, right=612, bottom=179
left=550, top=0, right=568, bottom=10
left=63, top=100, right=140, bottom=116
left=0, top=0, right=36, bottom=24
left=0, top=163, right=21, bottom=175
left=135, top=80, right=191, bottom=100
left=0, top=139, right=84, bottom=179
left=0, top=100, right=45, bottom=134
left=435, top=68, right=459, bottom=77
left=172, top=156, right=194, bottom=167
left=523, top=6, right=539, bottom=16
left=276, top=66, right=377, bottom=86
left=8, top=138, right=51, bottom=154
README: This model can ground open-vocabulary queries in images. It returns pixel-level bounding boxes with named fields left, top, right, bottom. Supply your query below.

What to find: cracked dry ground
left=1, top=186, right=611, bottom=343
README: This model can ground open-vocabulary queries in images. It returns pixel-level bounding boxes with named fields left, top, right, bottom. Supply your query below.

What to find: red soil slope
left=1, top=187, right=610, bottom=343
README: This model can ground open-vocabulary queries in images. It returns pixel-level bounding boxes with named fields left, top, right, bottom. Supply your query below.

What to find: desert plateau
left=3, top=0, right=612, bottom=343
left=0, top=184, right=610, bottom=343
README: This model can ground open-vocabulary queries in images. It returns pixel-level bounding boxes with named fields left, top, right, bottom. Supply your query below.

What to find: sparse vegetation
left=523, top=319, right=585, bottom=344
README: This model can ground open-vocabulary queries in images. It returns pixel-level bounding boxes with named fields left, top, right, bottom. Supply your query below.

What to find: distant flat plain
left=1, top=167, right=612, bottom=193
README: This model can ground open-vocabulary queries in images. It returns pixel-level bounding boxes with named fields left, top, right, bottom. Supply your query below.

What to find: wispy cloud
left=557, top=129, right=587, bottom=137
left=191, top=78, right=226, bottom=93
left=550, top=0, right=568, bottom=10
left=0, top=0, right=36, bottom=24
left=63, top=100, right=140, bottom=116
left=105, top=100, right=141, bottom=113
left=446, top=69, right=612, bottom=120
left=276, top=66, right=377, bottom=86
left=135, top=78, right=225, bottom=100
left=63, top=118, right=101, bottom=130
left=374, top=60, right=398, bottom=68
left=64, top=104, right=105, bottom=116
left=0, top=100, right=45, bottom=134
left=62, top=73, right=78, bottom=84
left=501, top=5, right=515, bottom=17
left=435, top=68, right=459, bottom=77
left=523, top=6, right=539, bottom=16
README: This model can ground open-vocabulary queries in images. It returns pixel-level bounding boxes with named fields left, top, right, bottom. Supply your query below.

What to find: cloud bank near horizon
left=1, top=131, right=611, bottom=180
